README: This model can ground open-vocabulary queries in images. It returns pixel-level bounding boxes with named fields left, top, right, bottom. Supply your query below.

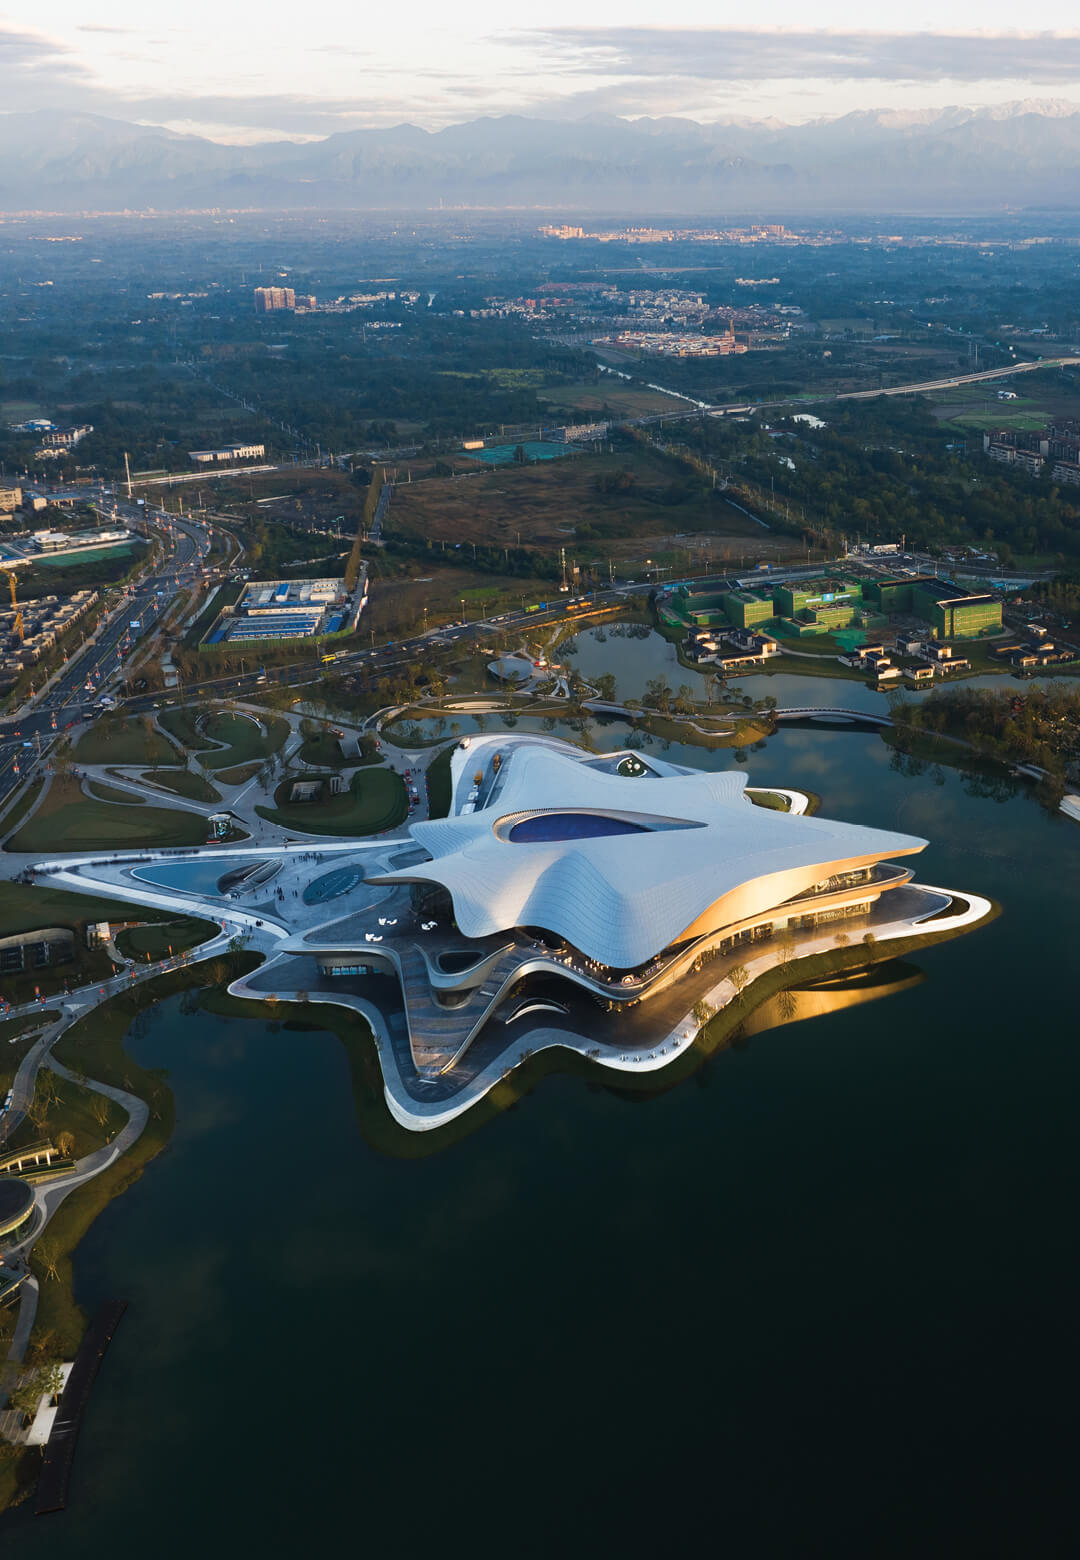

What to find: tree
left=56, top=1130, right=75, bottom=1157
left=728, top=964, right=749, bottom=1000
left=9, top=1378, right=44, bottom=1421
left=691, top=998, right=715, bottom=1028
left=862, top=932, right=878, bottom=956
left=37, top=1361, right=65, bottom=1402
left=595, top=672, right=617, bottom=703
left=91, top=1093, right=111, bottom=1131
left=644, top=676, right=672, bottom=714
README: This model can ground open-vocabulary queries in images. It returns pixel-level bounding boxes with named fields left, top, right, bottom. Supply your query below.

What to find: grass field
left=158, top=705, right=212, bottom=750
left=297, top=722, right=379, bottom=769
left=3, top=1068, right=127, bottom=1161
left=0, top=883, right=177, bottom=940
left=539, top=382, right=691, bottom=418
left=215, top=761, right=263, bottom=786
left=425, top=746, right=453, bottom=818
left=74, top=717, right=179, bottom=767
left=948, top=409, right=1050, bottom=431
left=0, top=1011, right=60, bottom=1095
left=141, top=768, right=222, bottom=803
left=388, top=443, right=768, bottom=562
left=200, top=711, right=289, bottom=771
left=6, top=776, right=207, bottom=852
left=256, top=765, right=407, bottom=835
left=0, top=777, right=45, bottom=837
left=114, top=916, right=216, bottom=961
left=87, top=780, right=144, bottom=804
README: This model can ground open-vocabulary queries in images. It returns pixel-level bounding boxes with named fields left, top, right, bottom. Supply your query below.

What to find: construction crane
left=7, top=571, right=23, bottom=642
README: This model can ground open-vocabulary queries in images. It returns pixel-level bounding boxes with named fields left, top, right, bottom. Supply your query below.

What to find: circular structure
left=616, top=754, right=649, bottom=778
left=303, top=865, right=364, bottom=905
left=508, top=812, right=648, bottom=844
left=0, top=1176, right=36, bottom=1247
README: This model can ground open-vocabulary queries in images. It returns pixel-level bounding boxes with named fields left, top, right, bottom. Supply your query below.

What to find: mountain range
left=4, top=100, right=1080, bottom=213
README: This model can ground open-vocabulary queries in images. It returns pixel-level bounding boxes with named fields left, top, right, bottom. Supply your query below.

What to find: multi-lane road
left=0, top=500, right=213, bottom=805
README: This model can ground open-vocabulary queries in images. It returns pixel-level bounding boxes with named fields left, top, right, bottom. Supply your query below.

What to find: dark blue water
left=509, top=811, right=647, bottom=842
left=10, top=724, right=1080, bottom=1558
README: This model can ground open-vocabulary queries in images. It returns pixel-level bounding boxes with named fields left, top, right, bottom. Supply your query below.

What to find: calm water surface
left=11, top=721, right=1080, bottom=1557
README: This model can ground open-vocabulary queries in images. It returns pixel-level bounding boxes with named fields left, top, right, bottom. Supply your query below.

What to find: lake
left=8, top=714, right=1080, bottom=1557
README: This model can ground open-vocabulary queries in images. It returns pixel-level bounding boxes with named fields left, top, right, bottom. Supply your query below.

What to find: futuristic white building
left=284, top=735, right=958, bottom=1098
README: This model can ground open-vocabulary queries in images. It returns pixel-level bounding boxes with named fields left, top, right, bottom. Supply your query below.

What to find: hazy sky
left=5, top=2, right=1080, bottom=140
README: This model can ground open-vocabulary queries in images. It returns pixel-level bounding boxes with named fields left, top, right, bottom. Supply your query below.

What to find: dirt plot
left=538, top=383, right=690, bottom=418
left=214, top=468, right=365, bottom=529
left=388, top=446, right=767, bottom=560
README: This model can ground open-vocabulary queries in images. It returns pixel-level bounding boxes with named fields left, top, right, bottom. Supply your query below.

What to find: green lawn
left=256, top=766, right=407, bottom=836
left=425, top=746, right=453, bottom=818
left=200, top=711, right=290, bottom=771
left=948, top=409, right=1050, bottom=431
left=3, top=1068, right=126, bottom=1161
left=158, top=705, right=213, bottom=751
left=0, top=777, right=45, bottom=837
left=74, top=717, right=179, bottom=767
left=141, top=768, right=222, bottom=803
left=0, top=1011, right=60, bottom=1096
left=215, top=762, right=263, bottom=786
left=747, top=790, right=790, bottom=811
left=87, top=779, right=144, bottom=804
left=114, top=916, right=217, bottom=961
left=0, top=884, right=177, bottom=941
left=6, top=776, right=207, bottom=852
left=298, top=723, right=379, bottom=769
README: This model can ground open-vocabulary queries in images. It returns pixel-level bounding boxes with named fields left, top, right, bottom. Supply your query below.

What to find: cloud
left=0, top=22, right=88, bottom=73
left=510, top=26, right=1080, bottom=85
left=77, top=23, right=133, bottom=33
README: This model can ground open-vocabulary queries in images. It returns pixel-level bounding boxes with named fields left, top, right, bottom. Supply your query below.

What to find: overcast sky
left=4, top=2, right=1080, bottom=140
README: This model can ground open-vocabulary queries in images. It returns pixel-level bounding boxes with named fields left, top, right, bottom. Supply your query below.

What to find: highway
left=0, top=498, right=213, bottom=806
left=627, top=355, right=1080, bottom=426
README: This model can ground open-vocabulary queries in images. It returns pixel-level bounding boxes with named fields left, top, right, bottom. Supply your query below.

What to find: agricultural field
left=537, top=382, right=691, bottom=418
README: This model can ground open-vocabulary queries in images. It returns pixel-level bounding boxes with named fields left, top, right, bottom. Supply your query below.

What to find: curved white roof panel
left=376, top=742, right=926, bottom=969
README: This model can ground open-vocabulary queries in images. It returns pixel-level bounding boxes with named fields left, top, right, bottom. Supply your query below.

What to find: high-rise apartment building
left=254, top=286, right=296, bottom=313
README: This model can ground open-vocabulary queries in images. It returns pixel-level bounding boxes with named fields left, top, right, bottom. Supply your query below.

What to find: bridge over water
left=772, top=707, right=895, bottom=727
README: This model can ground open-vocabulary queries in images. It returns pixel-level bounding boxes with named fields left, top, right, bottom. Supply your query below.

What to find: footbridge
left=772, top=706, right=895, bottom=727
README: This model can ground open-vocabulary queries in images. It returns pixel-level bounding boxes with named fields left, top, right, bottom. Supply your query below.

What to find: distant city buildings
left=32, top=423, right=93, bottom=458
left=983, top=420, right=1080, bottom=485
left=254, top=286, right=295, bottom=312
left=538, top=224, right=790, bottom=244
left=188, top=443, right=266, bottom=465
left=605, top=322, right=748, bottom=358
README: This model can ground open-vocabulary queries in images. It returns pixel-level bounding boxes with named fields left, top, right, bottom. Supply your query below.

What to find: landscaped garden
left=74, top=716, right=180, bottom=768
left=140, top=768, right=222, bottom=803
left=198, top=710, right=290, bottom=771
left=5, top=776, right=208, bottom=852
left=255, top=766, right=407, bottom=835
left=297, top=720, right=380, bottom=769
left=114, top=917, right=216, bottom=961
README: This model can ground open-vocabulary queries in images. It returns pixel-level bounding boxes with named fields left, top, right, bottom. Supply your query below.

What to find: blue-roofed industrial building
left=205, top=566, right=369, bottom=645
